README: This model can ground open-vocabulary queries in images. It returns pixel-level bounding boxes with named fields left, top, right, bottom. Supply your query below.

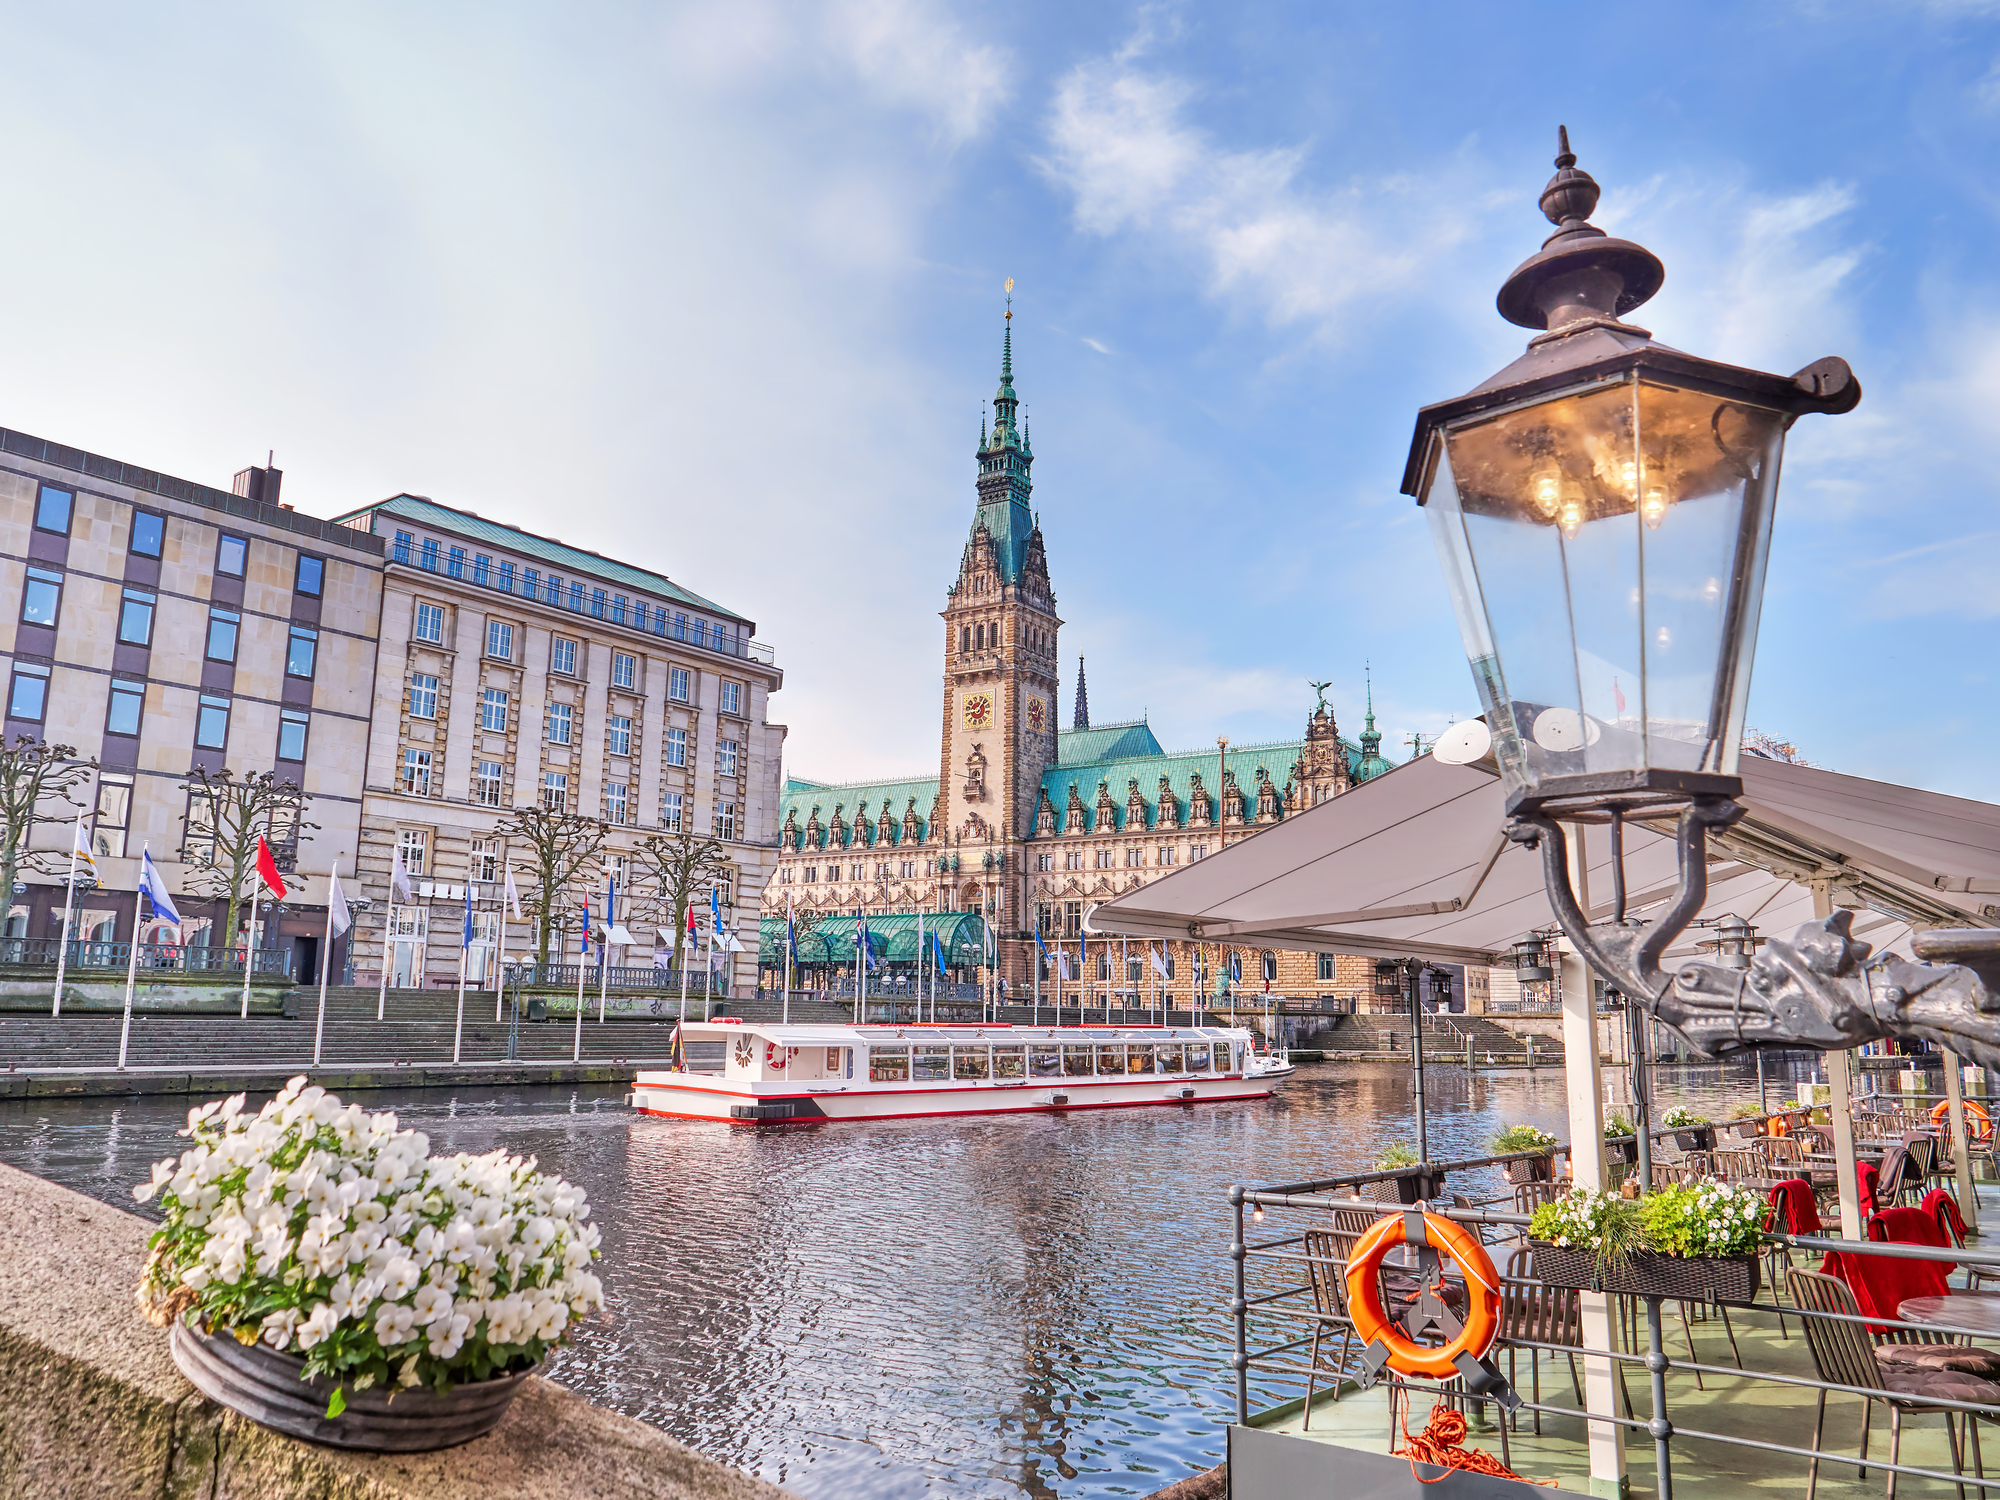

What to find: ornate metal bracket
left=1508, top=801, right=2000, bottom=1070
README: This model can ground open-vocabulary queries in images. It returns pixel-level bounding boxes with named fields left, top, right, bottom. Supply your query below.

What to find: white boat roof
left=678, top=1022, right=1253, bottom=1046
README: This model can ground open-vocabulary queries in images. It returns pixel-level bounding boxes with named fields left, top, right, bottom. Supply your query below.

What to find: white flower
left=381, top=1256, right=420, bottom=1299
left=260, top=1308, right=301, bottom=1350
left=297, top=1302, right=339, bottom=1350
left=529, top=1298, right=569, bottom=1342
left=426, top=1311, right=472, bottom=1359
left=374, top=1303, right=417, bottom=1346
left=412, top=1285, right=454, bottom=1327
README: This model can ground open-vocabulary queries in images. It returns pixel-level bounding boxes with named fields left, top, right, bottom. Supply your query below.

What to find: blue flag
left=785, top=910, right=798, bottom=965
left=856, top=916, right=877, bottom=971
left=138, top=848, right=181, bottom=927
left=711, top=885, right=723, bottom=936
left=462, top=879, right=474, bottom=949
left=1034, top=924, right=1049, bottom=962
left=580, top=899, right=591, bottom=957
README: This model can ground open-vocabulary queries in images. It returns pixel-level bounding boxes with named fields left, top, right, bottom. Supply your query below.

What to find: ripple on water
left=0, top=1058, right=1804, bottom=1498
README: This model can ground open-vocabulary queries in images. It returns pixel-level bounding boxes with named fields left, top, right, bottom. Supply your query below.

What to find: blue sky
left=2, top=2, right=1997, bottom=795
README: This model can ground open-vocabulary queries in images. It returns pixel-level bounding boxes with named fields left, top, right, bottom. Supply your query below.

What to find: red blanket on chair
left=1767, top=1177, right=1821, bottom=1236
left=1855, top=1159, right=1880, bottom=1221
left=1824, top=1207, right=1955, bottom=1331
left=1921, top=1188, right=1968, bottom=1247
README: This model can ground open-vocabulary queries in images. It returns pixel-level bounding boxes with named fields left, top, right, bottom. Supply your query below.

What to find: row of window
left=389, top=830, right=740, bottom=898
left=1031, top=843, right=1199, bottom=873
left=392, top=532, right=745, bottom=657
left=32, top=485, right=327, bottom=594
left=23, top=567, right=323, bottom=678
left=414, top=608, right=688, bottom=699
left=403, top=676, right=733, bottom=771
left=394, top=747, right=736, bottom=836
left=4, top=665, right=313, bottom=761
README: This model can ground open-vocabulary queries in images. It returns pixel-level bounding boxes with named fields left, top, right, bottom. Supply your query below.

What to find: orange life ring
left=1345, top=1211, right=1501, bottom=1382
left=1932, top=1099, right=1993, bottom=1143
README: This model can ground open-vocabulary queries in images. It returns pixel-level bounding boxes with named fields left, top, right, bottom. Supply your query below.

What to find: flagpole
left=119, top=846, right=149, bottom=1072
left=573, top=902, right=587, bottom=1063
left=916, top=909, right=923, bottom=1025
left=597, top=876, right=613, bottom=1023
left=493, top=869, right=508, bottom=1024
left=377, top=898, right=393, bottom=1021
left=678, top=904, right=690, bottom=1026
left=240, top=883, right=256, bottom=1020
left=783, top=894, right=794, bottom=1026
left=314, top=856, right=341, bottom=1068
left=53, top=811, right=81, bottom=1017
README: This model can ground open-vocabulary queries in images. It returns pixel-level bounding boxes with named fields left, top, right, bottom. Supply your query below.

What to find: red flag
left=255, top=836, right=288, bottom=900
left=686, top=903, right=697, bottom=934
left=1614, top=679, right=1627, bottom=716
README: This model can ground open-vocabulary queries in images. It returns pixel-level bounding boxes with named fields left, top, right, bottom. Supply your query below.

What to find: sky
left=2, top=1, right=1997, bottom=797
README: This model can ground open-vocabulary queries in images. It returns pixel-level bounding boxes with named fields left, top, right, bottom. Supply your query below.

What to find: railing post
left=1644, top=1296, right=1673, bottom=1500
left=1228, top=1186, right=1249, bottom=1426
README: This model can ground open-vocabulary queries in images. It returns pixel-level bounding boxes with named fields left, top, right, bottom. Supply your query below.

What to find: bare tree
left=0, top=736, right=95, bottom=917
left=179, top=769, right=317, bottom=956
left=495, top=804, right=606, bottom=963
left=631, top=823, right=733, bottom=973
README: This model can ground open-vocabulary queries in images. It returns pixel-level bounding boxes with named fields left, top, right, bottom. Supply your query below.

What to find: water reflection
left=0, top=1058, right=1799, bottom=1497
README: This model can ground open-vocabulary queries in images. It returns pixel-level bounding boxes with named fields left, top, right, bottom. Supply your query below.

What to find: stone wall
left=0, top=1162, right=795, bottom=1499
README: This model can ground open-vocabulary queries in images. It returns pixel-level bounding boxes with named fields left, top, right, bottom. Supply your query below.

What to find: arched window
left=961, top=626, right=970, bottom=652
left=1262, top=951, right=1277, bottom=983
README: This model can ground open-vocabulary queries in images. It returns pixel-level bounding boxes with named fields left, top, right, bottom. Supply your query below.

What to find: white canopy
left=1089, top=753, right=2000, bottom=967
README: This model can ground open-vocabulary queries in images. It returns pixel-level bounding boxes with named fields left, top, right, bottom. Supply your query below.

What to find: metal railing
left=503, top=961, right=720, bottom=994
left=1229, top=1155, right=2000, bottom=1496
left=0, top=939, right=291, bottom=976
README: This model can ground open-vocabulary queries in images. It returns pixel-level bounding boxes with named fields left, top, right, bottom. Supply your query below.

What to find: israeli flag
left=138, top=848, right=181, bottom=927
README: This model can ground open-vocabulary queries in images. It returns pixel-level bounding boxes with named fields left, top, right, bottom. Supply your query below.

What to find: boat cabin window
left=1095, top=1044, right=1125, bottom=1075
left=827, top=1047, right=844, bottom=1074
left=913, top=1045, right=951, bottom=1081
left=1157, top=1043, right=1185, bottom=1073
left=953, top=1047, right=990, bottom=1080
left=1061, top=1045, right=1094, bottom=1078
left=1030, top=1047, right=1062, bottom=1078
left=1125, top=1044, right=1156, bottom=1074
left=869, top=1046, right=910, bottom=1082
left=1232, top=1043, right=1246, bottom=1073
left=993, top=1046, right=1025, bottom=1079
left=1187, top=1042, right=1212, bottom=1072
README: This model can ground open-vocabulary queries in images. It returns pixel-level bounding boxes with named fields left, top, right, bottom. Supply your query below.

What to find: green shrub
left=1603, top=1113, right=1634, bottom=1140
left=1529, top=1190, right=1644, bottom=1271
left=1493, top=1124, right=1559, bottom=1155
left=1638, top=1181, right=1765, bottom=1258
left=1728, top=1102, right=1765, bottom=1121
left=1376, top=1142, right=1419, bottom=1169
left=1661, top=1106, right=1709, bottom=1129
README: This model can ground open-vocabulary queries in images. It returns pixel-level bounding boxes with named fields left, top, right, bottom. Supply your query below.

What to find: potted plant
left=135, top=1077, right=605, bottom=1452
left=1494, top=1124, right=1560, bottom=1182
left=1662, top=1105, right=1715, bottom=1153
left=1726, top=1102, right=1765, bottom=1139
left=1530, top=1181, right=1765, bottom=1305
left=1374, top=1142, right=1443, bottom=1203
left=1603, top=1113, right=1638, bottom=1164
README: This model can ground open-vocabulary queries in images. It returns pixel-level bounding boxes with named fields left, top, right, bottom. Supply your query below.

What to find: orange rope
left=1398, top=1402, right=1556, bottom=1487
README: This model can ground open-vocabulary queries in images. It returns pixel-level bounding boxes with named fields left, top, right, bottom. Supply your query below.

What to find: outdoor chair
left=1788, top=1268, right=1992, bottom=1498
left=1497, top=1247, right=1584, bottom=1435
left=1710, top=1147, right=1763, bottom=1182
left=1300, top=1226, right=1358, bottom=1428
left=1900, top=1135, right=1937, bottom=1206
left=1758, top=1135, right=1808, bottom=1169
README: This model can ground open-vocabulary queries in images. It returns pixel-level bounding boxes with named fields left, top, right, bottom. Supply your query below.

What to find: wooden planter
left=1529, top=1241, right=1761, bottom=1306
left=1503, top=1154, right=1555, bottom=1184
left=1605, top=1137, right=1638, bottom=1164
left=170, top=1319, right=537, bottom=1452
left=1671, top=1126, right=1717, bottom=1153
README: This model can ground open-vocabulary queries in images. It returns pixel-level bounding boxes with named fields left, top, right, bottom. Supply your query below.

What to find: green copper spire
left=971, top=280, right=1035, bottom=583
left=1355, top=662, right=1392, bottom=781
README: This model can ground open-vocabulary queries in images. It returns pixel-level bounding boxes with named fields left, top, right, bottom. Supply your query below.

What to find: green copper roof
left=1034, top=732, right=1387, bottom=835
left=780, top=773, right=940, bottom=850
left=335, top=494, right=748, bottom=625
left=970, top=496, right=1036, bottom=585
left=760, top=911, right=989, bottom=965
left=1058, top=719, right=1164, bottom=764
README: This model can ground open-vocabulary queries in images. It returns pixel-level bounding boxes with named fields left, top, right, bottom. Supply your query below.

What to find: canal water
left=0, top=1058, right=1796, bottom=1498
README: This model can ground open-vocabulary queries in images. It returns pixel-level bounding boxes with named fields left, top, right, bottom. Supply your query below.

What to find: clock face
left=1027, top=697, right=1046, bottom=732
left=963, top=693, right=994, bottom=729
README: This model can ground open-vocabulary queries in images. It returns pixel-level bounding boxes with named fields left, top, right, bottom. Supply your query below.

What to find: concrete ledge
left=0, top=1063, right=651, bottom=1100
left=0, top=1161, right=796, bottom=1498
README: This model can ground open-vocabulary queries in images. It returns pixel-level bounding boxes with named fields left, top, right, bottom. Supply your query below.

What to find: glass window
left=1125, top=1045, right=1156, bottom=1075
left=106, top=679, right=144, bottom=736
left=277, top=709, right=310, bottom=762
left=34, top=485, right=72, bottom=534
left=498, top=560, right=516, bottom=593
left=547, top=702, right=572, bottom=744
left=397, top=827, right=429, bottom=876
left=475, top=761, right=503, bottom=807
left=1030, top=1046, right=1062, bottom=1078
left=545, top=573, right=562, bottom=604
left=911, top=1045, right=950, bottom=1081
left=195, top=693, right=230, bottom=749
left=721, top=680, right=742, bottom=715
left=205, top=609, right=240, bottom=662
left=446, top=547, right=465, bottom=580
left=1186, top=1042, right=1212, bottom=1072
left=604, top=783, right=629, bottom=825
left=21, top=567, right=61, bottom=627
left=541, top=772, right=568, bottom=811
left=673, top=613, right=688, bottom=639
left=714, top=801, right=737, bottom=840
left=480, top=687, right=509, bottom=732
left=590, top=587, right=606, bottom=618
left=469, top=838, right=500, bottom=883
left=7, top=663, right=50, bottom=720
left=486, top=621, right=513, bottom=660
left=869, top=1047, right=911, bottom=1082
left=953, top=1047, right=990, bottom=1080
left=1094, top=1044, right=1125, bottom=1075
left=611, top=595, right=627, bottom=625
left=420, top=538, right=439, bottom=572
left=551, top=638, right=576, bottom=675
left=1157, top=1043, right=1185, bottom=1073
left=1317, top=952, right=1337, bottom=981
left=717, top=738, right=739, bottom=777
left=568, top=581, right=584, bottom=612
left=218, top=535, right=249, bottom=576
left=992, top=1046, right=1025, bottom=1079
left=473, top=554, right=490, bottom=587
left=130, top=512, right=164, bottom=557
left=607, top=715, right=632, bottom=756
left=522, top=568, right=538, bottom=598
left=612, top=652, right=635, bottom=689
left=93, top=775, right=133, bottom=859
left=119, top=589, right=156, bottom=647
left=662, top=791, right=683, bottom=832
left=414, top=602, right=444, bottom=643
left=668, top=666, right=690, bottom=702
left=1061, top=1046, right=1094, bottom=1078
left=295, top=554, right=324, bottom=595
left=286, top=626, right=318, bottom=678
left=408, top=674, right=438, bottom=719
left=666, top=727, right=687, bottom=766
left=401, top=749, right=432, bottom=795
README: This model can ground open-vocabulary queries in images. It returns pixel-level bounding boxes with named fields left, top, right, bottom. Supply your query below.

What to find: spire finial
left=1073, top=654, right=1090, bottom=730
left=1497, top=125, right=1663, bottom=331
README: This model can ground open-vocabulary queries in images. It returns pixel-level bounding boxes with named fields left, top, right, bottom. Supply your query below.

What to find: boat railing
left=1229, top=1168, right=2000, bottom=1495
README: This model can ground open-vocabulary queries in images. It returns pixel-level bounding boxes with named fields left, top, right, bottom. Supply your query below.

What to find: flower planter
left=1606, top=1137, right=1638, bottom=1165
left=1503, top=1154, right=1555, bottom=1184
left=1672, top=1127, right=1716, bottom=1153
left=1374, top=1170, right=1447, bottom=1204
left=1529, top=1241, right=1761, bottom=1306
left=170, top=1319, right=538, bottom=1453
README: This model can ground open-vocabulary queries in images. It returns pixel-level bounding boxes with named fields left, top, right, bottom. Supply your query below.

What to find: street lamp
left=1509, top=934, right=1553, bottom=984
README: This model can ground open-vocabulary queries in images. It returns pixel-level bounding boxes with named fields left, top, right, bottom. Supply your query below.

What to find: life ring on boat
left=1932, top=1099, right=1993, bottom=1143
left=1344, top=1211, right=1501, bottom=1382
left=765, top=1042, right=789, bottom=1070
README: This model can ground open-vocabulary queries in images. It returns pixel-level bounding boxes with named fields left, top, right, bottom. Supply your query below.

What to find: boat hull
left=631, top=1071, right=1275, bottom=1124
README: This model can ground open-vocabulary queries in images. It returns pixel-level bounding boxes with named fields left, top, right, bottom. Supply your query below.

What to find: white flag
left=1149, top=944, right=1169, bottom=978
left=391, top=843, right=413, bottom=902
left=1057, top=952, right=1073, bottom=983
left=503, top=865, right=523, bottom=920
left=73, top=816, right=98, bottom=881
left=328, top=871, right=352, bottom=938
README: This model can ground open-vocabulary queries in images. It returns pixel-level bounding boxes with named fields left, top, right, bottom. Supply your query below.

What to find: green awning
left=759, top=911, right=990, bottom=966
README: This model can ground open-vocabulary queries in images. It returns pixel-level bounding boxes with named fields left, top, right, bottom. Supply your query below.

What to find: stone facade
left=761, top=315, right=1397, bottom=1005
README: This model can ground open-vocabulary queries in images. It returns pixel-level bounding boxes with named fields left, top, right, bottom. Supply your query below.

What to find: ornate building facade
left=762, top=311, right=1395, bottom=1003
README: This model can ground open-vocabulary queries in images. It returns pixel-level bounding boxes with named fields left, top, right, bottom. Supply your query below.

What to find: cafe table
left=1898, top=1295, right=2000, bottom=1337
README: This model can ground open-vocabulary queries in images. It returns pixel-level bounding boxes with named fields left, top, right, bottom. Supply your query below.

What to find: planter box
left=1503, top=1154, right=1555, bottom=1184
left=1672, top=1126, right=1716, bottom=1152
left=1606, top=1137, right=1638, bottom=1164
left=1372, top=1170, right=1447, bottom=1204
left=1530, top=1241, right=1761, bottom=1305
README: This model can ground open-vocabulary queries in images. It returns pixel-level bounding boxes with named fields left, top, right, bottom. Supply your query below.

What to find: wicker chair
left=1786, top=1269, right=1993, bottom=1498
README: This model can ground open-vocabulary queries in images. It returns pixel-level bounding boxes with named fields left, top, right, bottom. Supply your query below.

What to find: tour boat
left=630, top=1021, right=1288, bottom=1124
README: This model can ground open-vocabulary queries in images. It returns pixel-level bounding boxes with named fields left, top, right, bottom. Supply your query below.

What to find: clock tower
left=937, top=293, right=1061, bottom=971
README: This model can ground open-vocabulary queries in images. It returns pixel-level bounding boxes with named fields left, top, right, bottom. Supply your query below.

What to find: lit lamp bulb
left=1252, top=1202, right=1265, bottom=1224
left=1619, top=460, right=1639, bottom=497
left=1640, top=486, right=1669, bottom=529
left=1531, top=469, right=1561, bottom=520
left=1558, top=498, right=1584, bottom=540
